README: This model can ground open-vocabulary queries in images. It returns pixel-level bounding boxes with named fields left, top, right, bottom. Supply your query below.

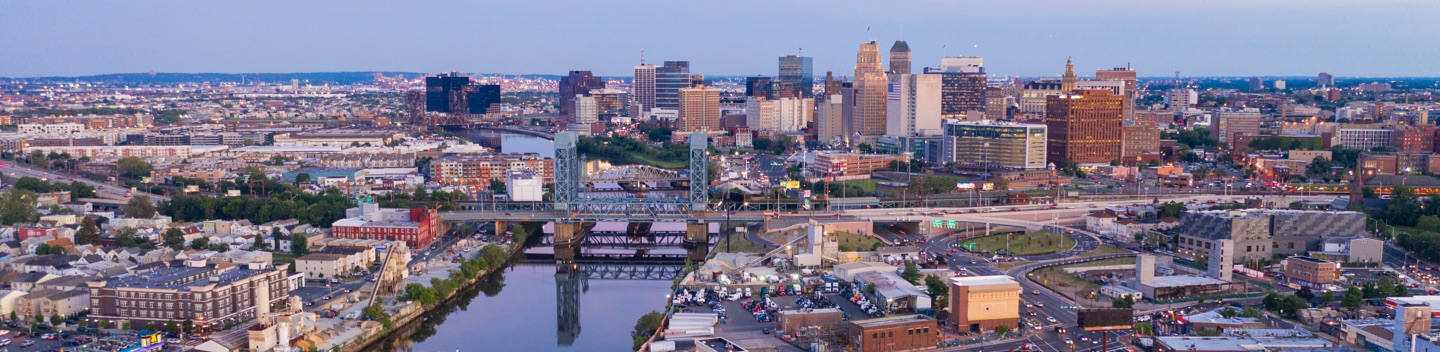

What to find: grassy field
left=715, top=234, right=770, bottom=253
left=835, top=231, right=885, bottom=252
left=959, top=231, right=1073, bottom=256
left=1081, top=244, right=1131, bottom=257
left=1028, top=257, right=1137, bottom=308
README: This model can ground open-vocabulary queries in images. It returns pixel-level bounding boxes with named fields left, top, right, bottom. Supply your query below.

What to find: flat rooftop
left=950, top=275, right=1019, bottom=287
left=851, top=314, right=935, bottom=328
left=1145, top=275, right=1228, bottom=288
left=105, top=263, right=274, bottom=291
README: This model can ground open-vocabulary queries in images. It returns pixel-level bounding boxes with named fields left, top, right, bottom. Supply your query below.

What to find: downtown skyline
left=2, top=0, right=1438, bottom=78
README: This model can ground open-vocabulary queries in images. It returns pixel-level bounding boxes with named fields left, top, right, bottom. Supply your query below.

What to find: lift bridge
left=442, top=131, right=752, bottom=263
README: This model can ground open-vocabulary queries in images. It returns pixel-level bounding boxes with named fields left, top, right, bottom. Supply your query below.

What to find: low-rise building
left=331, top=203, right=439, bottom=249
left=847, top=315, right=938, bottom=352
left=948, top=275, right=1020, bottom=333
left=86, top=260, right=291, bottom=328
left=1282, top=256, right=1340, bottom=289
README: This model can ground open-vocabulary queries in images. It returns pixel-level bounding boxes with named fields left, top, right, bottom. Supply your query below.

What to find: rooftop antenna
left=640, top=49, right=646, bottom=65
left=798, top=47, right=802, bottom=56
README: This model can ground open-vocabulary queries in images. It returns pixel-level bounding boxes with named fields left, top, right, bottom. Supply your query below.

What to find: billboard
left=783, top=181, right=801, bottom=189
left=956, top=182, right=976, bottom=191
left=1077, top=308, right=1134, bottom=331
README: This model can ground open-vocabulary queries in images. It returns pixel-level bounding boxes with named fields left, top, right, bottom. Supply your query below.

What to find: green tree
left=1394, top=281, right=1411, bottom=297
left=125, top=195, right=157, bottom=218
left=208, top=243, right=231, bottom=252
left=1341, top=288, right=1364, bottom=310
left=295, top=173, right=312, bottom=185
left=857, top=143, right=873, bottom=154
left=924, top=275, right=949, bottom=306
left=1383, top=186, right=1422, bottom=226
left=1321, top=290, right=1335, bottom=303
left=1218, top=306, right=1238, bottom=318
left=1240, top=307, right=1263, bottom=318
left=1296, top=286, right=1315, bottom=301
left=1134, top=322, right=1154, bottom=336
left=1158, top=202, right=1187, bottom=219
left=163, top=227, right=186, bottom=250
left=362, top=303, right=392, bottom=329
left=190, top=236, right=210, bottom=250
left=0, top=189, right=41, bottom=225
left=995, top=324, right=1010, bottom=335
left=1280, top=296, right=1309, bottom=318
left=272, top=228, right=284, bottom=252
left=1420, top=216, right=1440, bottom=233
left=74, top=216, right=102, bottom=245
left=253, top=233, right=267, bottom=251
left=900, top=261, right=922, bottom=285
left=291, top=233, right=309, bottom=256
left=49, top=314, right=61, bottom=326
left=1263, top=291, right=1283, bottom=311
left=631, top=311, right=665, bottom=350
left=116, top=156, right=152, bottom=178
left=35, top=244, right=64, bottom=255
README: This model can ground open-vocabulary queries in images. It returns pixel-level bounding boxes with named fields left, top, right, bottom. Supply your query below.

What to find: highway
left=0, top=163, right=171, bottom=203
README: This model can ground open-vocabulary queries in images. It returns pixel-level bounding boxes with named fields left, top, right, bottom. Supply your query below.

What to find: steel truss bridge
left=537, top=233, right=721, bottom=249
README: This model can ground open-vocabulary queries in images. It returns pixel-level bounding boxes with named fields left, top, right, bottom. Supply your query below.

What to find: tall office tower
left=1211, top=109, right=1263, bottom=147
left=1095, top=66, right=1138, bottom=123
left=744, top=97, right=779, bottom=131
left=655, top=61, right=692, bottom=110
left=1248, top=77, right=1264, bottom=91
left=1060, top=58, right=1077, bottom=92
left=574, top=95, right=598, bottom=125
left=1045, top=89, right=1124, bottom=166
left=633, top=64, right=657, bottom=114
left=941, top=120, right=1048, bottom=169
left=558, top=71, right=605, bottom=122
left=817, top=90, right=847, bottom=145
left=745, top=76, right=775, bottom=99
left=854, top=41, right=888, bottom=137
left=926, top=57, right=988, bottom=120
left=424, top=72, right=500, bottom=115
left=677, top=86, right=720, bottom=132
left=840, top=81, right=860, bottom=141
left=778, top=55, right=814, bottom=98
left=821, top=71, right=841, bottom=102
left=1318, top=72, right=1335, bottom=87
left=886, top=73, right=942, bottom=137
left=424, top=72, right=472, bottom=113
left=888, top=41, right=912, bottom=74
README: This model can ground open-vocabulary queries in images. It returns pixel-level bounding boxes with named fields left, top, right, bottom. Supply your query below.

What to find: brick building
left=331, top=204, right=440, bottom=249
left=86, top=261, right=291, bottom=328
left=948, top=275, right=1020, bottom=333
left=428, top=153, right=554, bottom=186
left=1045, top=89, right=1124, bottom=166
left=847, top=315, right=939, bottom=352
left=1283, top=256, right=1340, bottom=288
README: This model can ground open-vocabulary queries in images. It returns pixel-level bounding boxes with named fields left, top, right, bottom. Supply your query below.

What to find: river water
left=378, top=131, right=673, bottom=352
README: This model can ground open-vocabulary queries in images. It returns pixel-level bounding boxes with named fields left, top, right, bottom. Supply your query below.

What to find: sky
left=2, top=0, right=1438, bottom=78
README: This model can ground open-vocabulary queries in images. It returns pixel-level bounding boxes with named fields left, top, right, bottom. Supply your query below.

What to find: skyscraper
left=745, top=76, right=775, bottom=99
left=1318, top=72, right=1335, bottom=87
left=1248, top=77, right=1264, bottom=91
left=854, top=41, right=888, bottom=137
left=558, top=70, right=604, bottom=122
left=424, top=72, right=500, bottom=115
left=927, top=57, right=988, bottom=119
left=817, top=85, right=848, bottom=145
left=1095, top=66, right=1138, bottom=123
left=778, top=55, right=813, bottom=98
left=886, top=73, right=942, bottom=137
left=889, top=41, right=911, bottom=74
left=656, top=61, right=692, bottom=110
left=821, top=71, right=841, bottom=102
left=1045, top=89, right=1124, bottom=166
left=633, top=64, right=657, bottom=114
left=678, top=86, right=720, bottom=132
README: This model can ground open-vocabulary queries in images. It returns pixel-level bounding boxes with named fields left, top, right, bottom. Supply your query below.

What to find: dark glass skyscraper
left=655, top=61, right=692, bottom=110
left=424, top=72, right=501, bottom=115
left=778, top=55, right=813, bottom=98
left=745, top=76, right=774, bottom=99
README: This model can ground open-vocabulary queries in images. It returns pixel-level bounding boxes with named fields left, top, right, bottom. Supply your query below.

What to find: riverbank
left=335, top=242, right=527, bottom=352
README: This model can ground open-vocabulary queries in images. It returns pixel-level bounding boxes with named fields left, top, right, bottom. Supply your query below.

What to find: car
left=762, top=328, right=771, bottom=335
left=19, top=340, right=32, bottom=347
left=167, top=338, right=182, bottom=344
left=1080, top=336, right=1090, bottom=342
left=1032, top=290, right=1040, bottom=295
left=1025, top=303, right=1034, bottom=308
left=1036, top=302, right=1045, bottom=307
left=1029, top=311, right=1037, bottom=316
left=1064, top=339, right=1074, bottom=345
left=1047, top=317, right=1057, bottom=323
left=322, top=295, right=331, bottom=300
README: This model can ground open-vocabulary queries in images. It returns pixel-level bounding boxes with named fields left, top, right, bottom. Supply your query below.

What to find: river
left=378, top=131, right=673, bottom=352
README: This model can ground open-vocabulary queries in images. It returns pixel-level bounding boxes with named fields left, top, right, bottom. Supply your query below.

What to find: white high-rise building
left=776, top=97, right=812, bottom=133
left=744, top=98, right=779, bottom=132
left=573, top=95, right=598, bottom=124
left=886, top=73, right=943, bottom=137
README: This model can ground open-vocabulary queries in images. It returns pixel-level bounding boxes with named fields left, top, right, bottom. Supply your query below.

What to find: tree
left=1281, top=296, right=1309, bottom=318
left=1158, top=202, right=1187, bottom=219
left=0, top=189, right=40, bottom=225
left=74, top=216, right=102, bottom=245
left=995, top=324, right=1010, bottom=335
left=857, top=143, right=873, bottom=154
left=1240, top=307, right=1263, bottom=318
left=34, top=244, right=64, bottom=255
left=125, top=196, right=157, bottom=218
left=1218, top=306, right=1238, bottom=318
left=163, top=227, right=186, bottom=250
left=291, top=233, right=309, bottom=256
left=900, top=261, right=922, bottom=285
left=632, top=311, right=666, bottom=350
left=49, top=314, right=61, bottom=326
left=1134, top=322, right=1154, bottom=336
left=272, top=228, right=284, bottom=252
left=1394, top=281, right=1411, bottom=297
left=1321, top=291, right=1335, bottom=303
left=1112, top=296, right=1135, bottom=308
left=1383, top=186, right=1422, bottom=226
left=1421, top=216, right=1440, bottom=233
left=253, top=233, right=267, bottom=251
left=1296, top=286, right=1315, bottom=301
left=208, top=243, right=231, bottom=252
left=924, top=275, right=949, bottom=305
left=190, top=236, right=210, bottom=250
left=117, top=156, right=153, bottom=178
left=295, top=173, right=312, bottom=185
left=1341, top=288, right=1364, bottom=310
left=1263, top=291, right=1283, bottom=311
left=362, top=303, right=392, bottom=329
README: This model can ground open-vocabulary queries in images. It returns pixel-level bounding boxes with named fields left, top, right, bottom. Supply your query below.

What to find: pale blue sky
left=2, top=0, right=1436, bottom=78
